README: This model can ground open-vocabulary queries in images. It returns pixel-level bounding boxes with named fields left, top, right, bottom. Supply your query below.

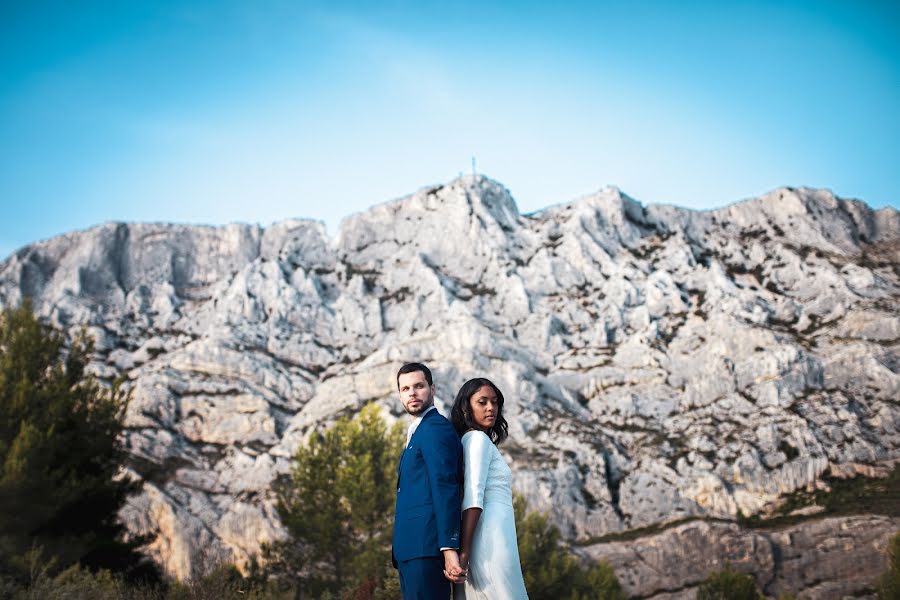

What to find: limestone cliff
left=1, top=175, right=897, bottom=595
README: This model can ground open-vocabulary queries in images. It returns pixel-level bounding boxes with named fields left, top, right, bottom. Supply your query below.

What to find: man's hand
left=442, top=549, right=467, bottom=583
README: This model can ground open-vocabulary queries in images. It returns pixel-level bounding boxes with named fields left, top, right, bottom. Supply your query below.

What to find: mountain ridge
left=1, top=174, right=897, bottom=598
left=11, top=177, right=896, bottom=264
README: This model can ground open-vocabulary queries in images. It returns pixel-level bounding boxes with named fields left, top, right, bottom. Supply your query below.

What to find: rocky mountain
left=1, top=175, right=898, bottom=597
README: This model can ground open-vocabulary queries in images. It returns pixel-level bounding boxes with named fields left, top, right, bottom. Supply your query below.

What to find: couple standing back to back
left=392, top=362, right=529, bottom=600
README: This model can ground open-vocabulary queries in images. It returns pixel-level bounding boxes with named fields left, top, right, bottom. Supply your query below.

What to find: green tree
left=514, top=496, right=625, bottom=600
left=0, top=301, right=149, bottom=582
left=876, top=531, right=900, bottom=600
left=266, top=404, right=404, bottom=598
left=695, top=564, right=763, bottom=600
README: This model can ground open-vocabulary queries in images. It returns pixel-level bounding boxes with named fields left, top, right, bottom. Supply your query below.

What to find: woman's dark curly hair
left=450, top=377, right=509, bottom=445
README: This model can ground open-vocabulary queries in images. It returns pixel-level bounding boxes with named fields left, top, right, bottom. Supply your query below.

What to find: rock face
left=1, top=175, right=898, bottom=593
left=582, top=515, right=900, bottom=599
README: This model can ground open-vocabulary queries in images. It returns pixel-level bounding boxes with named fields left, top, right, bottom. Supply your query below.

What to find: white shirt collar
left=406, top=405, right=436, bottom=445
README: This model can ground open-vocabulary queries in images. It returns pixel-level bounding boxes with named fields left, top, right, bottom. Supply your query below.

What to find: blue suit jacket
left=392, top=407, right=463, bottom=563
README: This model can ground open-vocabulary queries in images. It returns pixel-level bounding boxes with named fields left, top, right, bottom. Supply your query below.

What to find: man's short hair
left=397, top=362, right=433, bottom=389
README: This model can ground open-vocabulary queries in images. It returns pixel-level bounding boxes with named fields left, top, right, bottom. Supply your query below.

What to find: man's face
left=398, top=370, right=435, bottom=416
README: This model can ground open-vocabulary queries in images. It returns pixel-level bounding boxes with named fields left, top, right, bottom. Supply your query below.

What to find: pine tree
left=0, top=301, right=150, bottom=583
left=266, top=404, right=404, bottom=598
left=514, top=496, right=625, bottom=600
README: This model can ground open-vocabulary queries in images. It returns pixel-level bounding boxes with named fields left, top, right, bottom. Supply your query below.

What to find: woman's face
left=469, top=385, right=499, bottom=431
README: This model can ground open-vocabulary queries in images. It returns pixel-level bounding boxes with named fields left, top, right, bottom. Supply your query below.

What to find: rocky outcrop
left=1, top=175, right=898, bottom=593
left=582, top=515, right=899, bottom=599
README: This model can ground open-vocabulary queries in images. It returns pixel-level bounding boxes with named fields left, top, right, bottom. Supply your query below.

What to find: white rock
left=1, top=175, right=897, bottom=590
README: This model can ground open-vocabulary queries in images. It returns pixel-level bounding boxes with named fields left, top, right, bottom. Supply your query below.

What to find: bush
left=876, top=531, right=900, bottom=600
left=514, top=496, right=625, bottom=600
left=0, top=550, right=145, bottom=600
left=166, top=563, right=291, bottom=600
left=695, top=564, right=763, bottom=600
left=0, top=555, right=296, bottom=599
left=16, top=565, right=134, bottom=600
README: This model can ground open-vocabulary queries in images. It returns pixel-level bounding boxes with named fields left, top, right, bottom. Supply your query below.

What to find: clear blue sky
left=2, top=0, right=898, bottom=258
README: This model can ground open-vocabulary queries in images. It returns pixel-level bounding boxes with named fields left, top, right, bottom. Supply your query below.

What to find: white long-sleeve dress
left=458, top=430, right=528, bottom=600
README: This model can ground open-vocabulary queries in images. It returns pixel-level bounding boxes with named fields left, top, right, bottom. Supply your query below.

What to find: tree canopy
left=265, top=403, right=404, bottom=598
left=0, top=301, right=149, bottom=582
left=514, top=495, right=625, bottom=600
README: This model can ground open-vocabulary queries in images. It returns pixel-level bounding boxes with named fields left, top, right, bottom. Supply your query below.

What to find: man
left=392, top=362, right=466, bottom=599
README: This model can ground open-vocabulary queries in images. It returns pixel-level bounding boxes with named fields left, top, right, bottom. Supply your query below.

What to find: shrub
left=0, top=554, right=298, bottom=599
left=0, top=551, right=150, bottom=600
left=166, top=562, right=292, bottom=600
left=876, top=531, right=900, bottom=600
left=695, top=564, right=763, bottom=600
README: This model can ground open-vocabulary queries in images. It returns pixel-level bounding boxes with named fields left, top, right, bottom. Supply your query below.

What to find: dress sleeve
left=461, top=431, right=492, bottom=510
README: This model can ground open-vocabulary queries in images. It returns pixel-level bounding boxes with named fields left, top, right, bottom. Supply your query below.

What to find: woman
left=450, top=378, right=528, bottom=600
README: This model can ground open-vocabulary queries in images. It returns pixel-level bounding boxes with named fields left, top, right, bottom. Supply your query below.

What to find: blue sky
left=1, top=0, right=898, bottom=258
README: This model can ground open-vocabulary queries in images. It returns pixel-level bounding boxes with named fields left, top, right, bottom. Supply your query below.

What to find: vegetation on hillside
left=876, top=531, right=900, bottom=600
left=515, top=495, right=625, bottom=600
left=739, top=463, right=900, bottom=529
left=695, top=565, right=763, bottom=600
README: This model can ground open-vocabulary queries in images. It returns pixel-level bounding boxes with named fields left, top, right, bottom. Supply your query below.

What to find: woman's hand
left=442, top=549, right=467, bottom=583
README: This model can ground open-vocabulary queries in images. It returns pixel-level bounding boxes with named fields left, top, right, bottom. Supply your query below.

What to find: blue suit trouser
left=397, top=556, right=450, bottom=600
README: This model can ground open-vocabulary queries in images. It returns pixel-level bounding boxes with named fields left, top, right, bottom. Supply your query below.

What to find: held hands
left=442, top=549, right=467, bottom=583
